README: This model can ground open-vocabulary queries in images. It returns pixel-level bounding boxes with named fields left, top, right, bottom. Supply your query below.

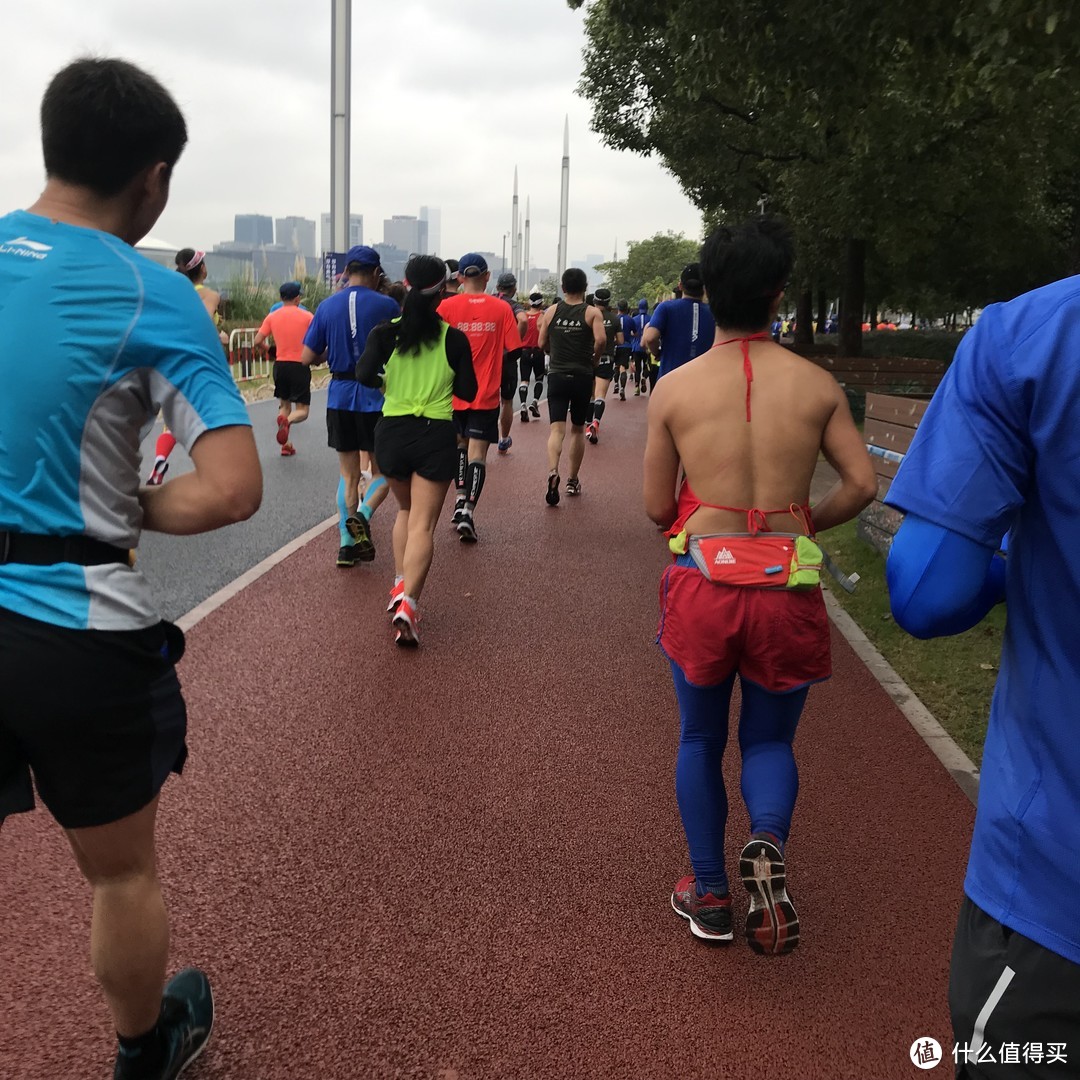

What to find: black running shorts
left=375, top=416, right=457, bottom=483
left=453, top=407, right=500, bottom=444
left=0, top=606, right=188, bottom=830
left=519, top=348, right=546, bottom=384
left=950, top=896, right=1080, bottom=1078
left=501, top=354, right=518, bottom=402
left=327, top=408, right=381, bottom=453
left=595, top=356, right=615, bottom=382
left=273, top=361, right=312, bottom=405
left=547, top=371, right=593, bottom=427
left=614, top=345, right=633, bottom=369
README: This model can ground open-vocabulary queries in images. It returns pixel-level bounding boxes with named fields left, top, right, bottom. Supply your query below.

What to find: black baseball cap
left=279, top=281, right=302, bottom=300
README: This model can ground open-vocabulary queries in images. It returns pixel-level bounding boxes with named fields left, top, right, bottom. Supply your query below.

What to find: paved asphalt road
left=138, top=388, right=341, bottom=620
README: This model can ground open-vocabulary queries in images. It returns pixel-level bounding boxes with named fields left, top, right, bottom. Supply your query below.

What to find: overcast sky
left=0, top=0, right=705, bottom=271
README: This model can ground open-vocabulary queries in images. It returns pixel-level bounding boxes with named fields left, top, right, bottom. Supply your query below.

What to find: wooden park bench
left=804, top=354, right=945, bottom=396
left=857, top=392, right=931, bottom=555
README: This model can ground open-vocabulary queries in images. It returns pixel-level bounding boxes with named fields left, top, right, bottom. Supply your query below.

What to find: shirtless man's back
left=644, top=218, right=875, bottom=954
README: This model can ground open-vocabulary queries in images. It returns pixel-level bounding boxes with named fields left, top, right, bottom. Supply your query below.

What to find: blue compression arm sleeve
left=886, top=514, right=1007, bottom=639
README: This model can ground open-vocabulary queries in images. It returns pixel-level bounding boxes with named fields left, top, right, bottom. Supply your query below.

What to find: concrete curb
left=177, top=515, right=337, bottom=633
left=823, top=589, right=981, bottom=805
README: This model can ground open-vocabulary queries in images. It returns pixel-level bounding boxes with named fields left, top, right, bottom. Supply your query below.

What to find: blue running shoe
left=497, top=436, right=512, bottom=454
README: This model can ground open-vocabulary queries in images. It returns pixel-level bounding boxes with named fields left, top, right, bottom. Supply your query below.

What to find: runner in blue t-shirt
left=301, top=245, right=399, bottom=567
left=0, top=57, right=262, bottom=1080
left=886, top=282, right=1080, bottom=1067
left=642, top=264, right=716, bottom=380
left=631, top=298, right=651, bottom=395
left=615, top=300, right=635, bottom=400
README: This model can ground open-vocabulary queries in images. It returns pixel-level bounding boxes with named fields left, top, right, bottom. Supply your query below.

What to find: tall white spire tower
left=511, top=167, right=520, bottom=285
left=556, top=116, right=570, bottom=283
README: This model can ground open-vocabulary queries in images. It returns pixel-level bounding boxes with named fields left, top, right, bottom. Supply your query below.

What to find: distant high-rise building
left=234, top=213, right=273, bottom=246
left=320, top=212, right=363, bottom=253
left=420, top=206, right=441, bottom=256
left=275, top=216, right=317, bottom=259
left=372, top=244, right=410, bottom=283
left=383, top=215, right=427, bottom=255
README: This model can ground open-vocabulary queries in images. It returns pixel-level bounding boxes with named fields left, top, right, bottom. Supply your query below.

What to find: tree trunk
left=838, top=238, right=865, bottom=357
left=869, top=304, right=878, bottom=331
left=816, top=288, right=828, bottom=335
left=794, top=287, right=815, bottom=345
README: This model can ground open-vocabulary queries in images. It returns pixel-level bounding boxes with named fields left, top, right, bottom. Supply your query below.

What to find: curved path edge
left=823, top=589, right=981, bottom=804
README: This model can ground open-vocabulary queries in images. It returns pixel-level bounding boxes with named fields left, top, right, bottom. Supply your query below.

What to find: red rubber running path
left=0, top=396, right=974, bottom=1078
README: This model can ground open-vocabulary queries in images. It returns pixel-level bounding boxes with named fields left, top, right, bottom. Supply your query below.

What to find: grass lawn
left=819, top=519, right=1003, bottom=766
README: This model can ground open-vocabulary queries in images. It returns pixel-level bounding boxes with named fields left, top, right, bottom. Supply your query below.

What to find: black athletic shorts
left=519, top=347, right=546, bottom=384
left=547, top=371, right=593, bottom=427
left=453, top=407, right=500, bottom=444
left=375, top=415, right=457, bottom=483
left=0, top=606, right=188, bottom=830
left=501, top=354, right=518, bottom=402
left=273, top=361, right=311, bottom=405
left=614, top=345, right=633, bottom=368
left=327, top=408, right=381, bottom=453
left=595, top=355, right=615, bottom=382
left=950, top=896, right=1080, bottom=1078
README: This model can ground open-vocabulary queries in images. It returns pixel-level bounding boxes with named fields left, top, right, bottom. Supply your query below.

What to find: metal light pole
left=556, top=116, right=569, bottom=283
left=330, top=0, right=351, bottom=255
left=501, top=232, right=509, bottom=277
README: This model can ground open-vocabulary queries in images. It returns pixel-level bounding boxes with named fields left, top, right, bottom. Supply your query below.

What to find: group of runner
left=6, top=56, right=1079, bottom=1080
left=210, top=248, right=719, bottom=644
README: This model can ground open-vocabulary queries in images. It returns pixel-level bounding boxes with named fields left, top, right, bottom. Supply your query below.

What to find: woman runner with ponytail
left=147, top=248, right=228, bottom=484
left=357, top=255, right=477, bottom=646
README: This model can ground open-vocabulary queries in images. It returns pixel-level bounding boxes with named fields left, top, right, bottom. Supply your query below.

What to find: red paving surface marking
left=0, top=393, right=974, bottom=1079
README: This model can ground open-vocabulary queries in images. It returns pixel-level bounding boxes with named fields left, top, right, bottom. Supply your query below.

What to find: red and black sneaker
left=740, top=834, right=800, bottom=955
left=670, top=875, right=733, bottom=941
left=276, top=414, right=291, bottom=446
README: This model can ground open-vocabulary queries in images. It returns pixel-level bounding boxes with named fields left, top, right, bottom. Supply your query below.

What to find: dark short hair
left=699, top=218, right=794, bottom=331
left=41, top=58, right=188, bottom=198
left=561, top=267, right=587, bottom=295
left=679, top=263, right=704, bottom=297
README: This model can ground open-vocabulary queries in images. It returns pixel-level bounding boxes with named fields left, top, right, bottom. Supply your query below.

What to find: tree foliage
left=568, top=0, right=1080, bottom=352
left=595, top=231, right=700, bottom=306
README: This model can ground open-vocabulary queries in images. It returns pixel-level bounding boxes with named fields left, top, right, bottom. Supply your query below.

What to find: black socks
left=116, top=1022, right=166, bottom=1079
left=594, top=398, right=606, bottom=422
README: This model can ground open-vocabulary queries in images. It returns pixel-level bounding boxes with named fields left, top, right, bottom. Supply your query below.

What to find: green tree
left=595, top=231, right=700, bottom=305
left=568, top=0, right=1080, bottom=355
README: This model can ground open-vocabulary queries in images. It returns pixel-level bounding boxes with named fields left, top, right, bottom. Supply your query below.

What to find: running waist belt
left=331, top=371, right=358, bottom=381
left=687, top=533, right=823, bottom=590
left=0, top=532, right=132, bottom=567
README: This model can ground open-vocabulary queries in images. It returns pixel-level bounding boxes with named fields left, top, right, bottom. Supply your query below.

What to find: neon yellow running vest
left=382, top=320, right=455, bottom=421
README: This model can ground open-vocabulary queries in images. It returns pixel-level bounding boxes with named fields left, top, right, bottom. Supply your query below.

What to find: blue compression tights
left=670, top=660, right=809, bottom=896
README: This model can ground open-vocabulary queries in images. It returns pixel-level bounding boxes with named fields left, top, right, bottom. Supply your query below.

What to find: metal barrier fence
left=228, top=328, right=271, bottom=383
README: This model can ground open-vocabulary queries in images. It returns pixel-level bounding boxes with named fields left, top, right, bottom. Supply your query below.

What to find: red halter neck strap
left=716, top=332, right=772, bottom=421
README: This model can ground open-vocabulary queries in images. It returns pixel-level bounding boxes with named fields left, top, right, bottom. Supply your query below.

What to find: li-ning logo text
left=714, top=547, right=736, bottom=565
left=0, top=237, right=52, bottom=261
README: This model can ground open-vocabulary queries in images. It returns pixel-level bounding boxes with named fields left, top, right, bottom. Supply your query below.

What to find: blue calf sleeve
left=337, top=477, right=351, bottom=546
left=360, top=475, right=387, bottom=521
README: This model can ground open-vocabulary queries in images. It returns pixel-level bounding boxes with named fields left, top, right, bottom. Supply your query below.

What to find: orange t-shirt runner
left=258, top=305, right=314, bottom=362
left=439, top=292, right=522, bottom=410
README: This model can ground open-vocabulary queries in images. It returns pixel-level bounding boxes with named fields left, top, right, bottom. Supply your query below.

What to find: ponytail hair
left=393, top=255, right=448, bottom=356
left=175, top=247, right=206, bottom=282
